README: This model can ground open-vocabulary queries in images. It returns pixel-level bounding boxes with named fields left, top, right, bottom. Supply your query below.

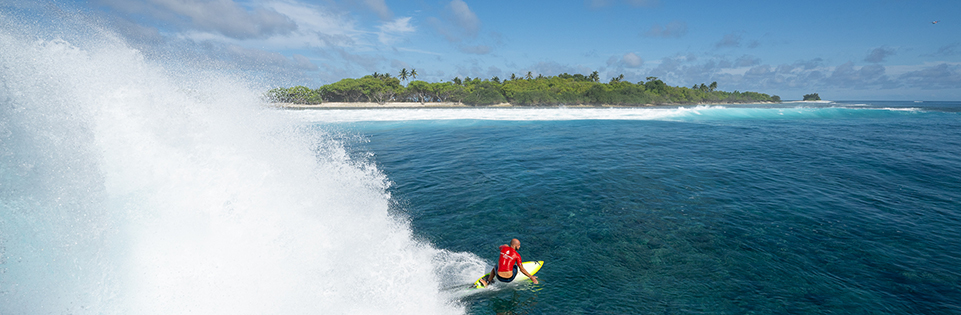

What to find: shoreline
left=273, top=101, right=777, bottom=110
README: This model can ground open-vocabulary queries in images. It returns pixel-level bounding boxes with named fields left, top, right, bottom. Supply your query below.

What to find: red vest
left=497, top=245, right=521, bottom=272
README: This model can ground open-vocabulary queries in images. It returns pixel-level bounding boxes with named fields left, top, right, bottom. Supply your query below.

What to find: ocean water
left=300, top=103, right=961, bottom=314
left=2, top=4, right=961, bottom=314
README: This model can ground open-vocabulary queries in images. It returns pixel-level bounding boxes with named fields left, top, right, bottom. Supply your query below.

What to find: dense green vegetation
left=803, top=93, right=821, bottom=101
left=266, top=70, right=780, bottom=106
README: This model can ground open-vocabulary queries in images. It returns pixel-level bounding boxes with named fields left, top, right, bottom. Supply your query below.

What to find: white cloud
left=608, top=52, right=644, bottom=68
left=733, top=55, right=761, bottom=67
left=898, top=63, right=961, bottom=89
left=864, top=46, right=896, bottom=63
left=266, top=1, right=360, bottom=47
left=95, top=0, right=298, bottom=39
left=634, top=54, right=958, bottom=95
left=141, top=1, right=364, bottom=52
left=359, top=0, right=393, bottom=20
left=225, top=45, right=318, bottom=71
left=622, top=52, right=643, bottom=67
left=377, top=17, right=415, bottom=45
left=447, top=0, right=480, bottom=38
left=428, top=0, right=493, bottom=54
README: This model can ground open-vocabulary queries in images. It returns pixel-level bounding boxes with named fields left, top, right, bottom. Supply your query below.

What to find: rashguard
left=497, top=245, right=521, bottom=273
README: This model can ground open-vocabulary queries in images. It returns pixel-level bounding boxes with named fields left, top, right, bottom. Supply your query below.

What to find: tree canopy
left=266, top=72, right=781, bottom=106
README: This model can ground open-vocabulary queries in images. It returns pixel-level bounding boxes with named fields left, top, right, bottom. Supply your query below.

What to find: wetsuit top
left=497, top=245, right=521, bottom=273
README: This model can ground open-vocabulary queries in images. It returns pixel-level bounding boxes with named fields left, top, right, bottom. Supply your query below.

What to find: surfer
left=480, top=238, right=539, bottom=286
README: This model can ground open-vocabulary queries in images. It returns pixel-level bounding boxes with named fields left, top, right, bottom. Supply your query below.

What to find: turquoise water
left=2, top=4, right=960, bottom=313
left=318, top=103, right=961, bottom=314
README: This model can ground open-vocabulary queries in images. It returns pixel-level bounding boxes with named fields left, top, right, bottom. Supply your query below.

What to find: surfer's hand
left=531, top=276, right=539, bottom=284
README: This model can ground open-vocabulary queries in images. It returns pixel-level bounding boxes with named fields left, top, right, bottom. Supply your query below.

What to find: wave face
left=0, top=5, right=478, bottom=314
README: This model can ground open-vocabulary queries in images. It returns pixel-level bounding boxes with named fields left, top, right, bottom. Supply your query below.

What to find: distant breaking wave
left=289, top=105, right=929, bottom=123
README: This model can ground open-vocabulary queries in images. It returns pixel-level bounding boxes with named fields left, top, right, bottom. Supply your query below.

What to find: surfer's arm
left=518, top=262, right=539, bottom=284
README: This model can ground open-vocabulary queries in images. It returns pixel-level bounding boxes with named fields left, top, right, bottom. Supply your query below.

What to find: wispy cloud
left=445, top=0, right=480, bottom=39
left=865, top=46, right=896, bottom=63
left=427, top=0, right=494, bottom=55
left=643, top=21, right=688, bottom=38
left=347, top=0, right=393, bottom=20
left=459, top=44, right=491, bottom=55
left=825, top=62, right=896, bottom=89
left=138, top=1, right=364, bottom=51
left=396, top=47, right=443, bottom=56
left=265, top=1, right=361, bottom=49
left=376, top=17, right=415, bottom=45
left=608, top=53, right=957, bottom=96
left=927, top=42, right=960, bottom=57
left=899, top=63, right=961, bottom=89
left=333, top=47, right=383, bottom=72
left=225, top=45, right=317, bottom=71
left=586, top=0, right=660, bottom=9
left=528, top=61, right=592, bottom=77
left=715, top=32, right=742, bottom=48
left=733, top=55, right=761, bottom=67
left=94, top=0, right=297, bottom=39
left=607, top=52, right=644, bottom=68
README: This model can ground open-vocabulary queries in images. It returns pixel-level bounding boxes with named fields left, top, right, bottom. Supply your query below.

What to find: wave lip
left=0, top=5, right=477, bottom=314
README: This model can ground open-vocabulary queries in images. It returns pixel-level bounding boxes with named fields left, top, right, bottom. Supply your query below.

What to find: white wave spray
left=0, top=5, right=482, bottom=314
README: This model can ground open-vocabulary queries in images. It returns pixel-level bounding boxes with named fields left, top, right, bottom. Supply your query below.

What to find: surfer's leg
left=483, top=266, right=496, bottom=286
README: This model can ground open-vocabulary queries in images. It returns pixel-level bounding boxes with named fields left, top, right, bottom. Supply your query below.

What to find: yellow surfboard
left=472, top=261, right=543, bottom=289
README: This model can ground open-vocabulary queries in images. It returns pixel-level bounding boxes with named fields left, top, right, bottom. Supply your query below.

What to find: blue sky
left=58, top=0, right=961, bottom=100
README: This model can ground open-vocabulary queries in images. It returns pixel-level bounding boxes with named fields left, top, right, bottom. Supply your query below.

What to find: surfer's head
left=511, top=238, right=521, bottom=250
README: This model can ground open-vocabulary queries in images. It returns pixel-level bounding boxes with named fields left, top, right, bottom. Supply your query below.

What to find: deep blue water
left=3, top=4, right=958, bottom=312
left=323, top=102, right=961, bottom=314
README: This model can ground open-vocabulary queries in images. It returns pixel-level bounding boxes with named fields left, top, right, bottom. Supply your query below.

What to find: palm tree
left=410, top=68, right=418, bottom=80
left=510, top=73, right=517, bottom=81
left=589, top=71, right=600, bottom=82
left=525, top=71, right=533, bottom=80
left=610, top=74, right=624, bottom=84
left=399, top=68, right=409, bottom=83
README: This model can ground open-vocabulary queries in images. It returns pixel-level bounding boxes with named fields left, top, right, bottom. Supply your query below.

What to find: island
left=266, top=70, right=781, bottom=108
left=803, top=93, right=821, bottom=101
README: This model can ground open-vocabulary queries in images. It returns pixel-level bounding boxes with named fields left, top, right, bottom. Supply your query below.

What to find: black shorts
left=495, top=265, right=519, bottom=283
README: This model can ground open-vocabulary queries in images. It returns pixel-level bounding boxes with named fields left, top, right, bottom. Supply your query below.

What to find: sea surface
left=2, top=4, right=961, bottom=314
left=301, top=102, right=961, bottom=314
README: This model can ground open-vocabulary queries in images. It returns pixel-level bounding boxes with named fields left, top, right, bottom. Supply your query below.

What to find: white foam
left=0, top=7, right=476, bottom=315
left=875, top=107, right=923, bottom=112
left=286, top=103, right=925, bottom=123
left=287, top=106, right=725, bottom=123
